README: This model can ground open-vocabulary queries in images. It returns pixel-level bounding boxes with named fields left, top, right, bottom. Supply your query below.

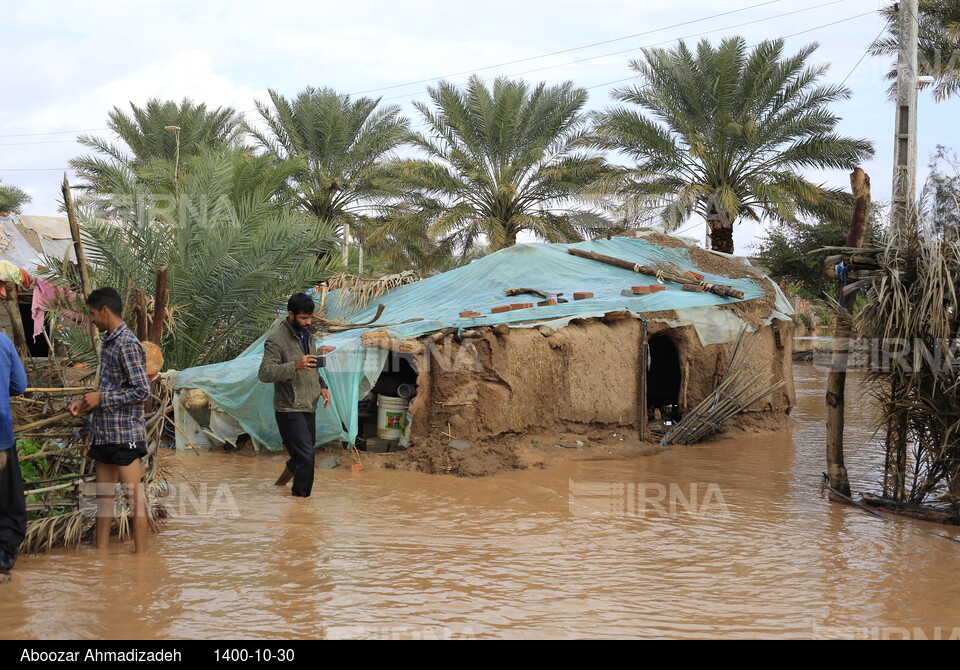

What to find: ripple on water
left=3, top=363, right=959, bottom=639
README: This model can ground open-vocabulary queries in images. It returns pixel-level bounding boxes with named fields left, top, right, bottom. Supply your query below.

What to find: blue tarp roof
left=173, top=236, right=775, bottom=449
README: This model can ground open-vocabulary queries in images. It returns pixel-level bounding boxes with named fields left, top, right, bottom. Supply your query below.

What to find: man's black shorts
left=88, top=441, right=147, bottom=466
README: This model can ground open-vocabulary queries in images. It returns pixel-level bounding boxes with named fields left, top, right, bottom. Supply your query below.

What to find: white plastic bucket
left=377, top=395, right=409, bottom=439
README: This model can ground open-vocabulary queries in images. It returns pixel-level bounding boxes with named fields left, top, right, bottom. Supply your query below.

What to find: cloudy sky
left=3, top=0, right=957, bottom=251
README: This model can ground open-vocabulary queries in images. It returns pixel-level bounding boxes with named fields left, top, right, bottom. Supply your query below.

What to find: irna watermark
left=568, top=479, right=729, bottom=518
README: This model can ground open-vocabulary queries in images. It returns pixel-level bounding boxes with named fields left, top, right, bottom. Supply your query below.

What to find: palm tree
left=386, top=75, right=611, bottom=257
left=0, top=179, right=31, bottom=213
left=870, top=0, right=960, bottom=102
left=590, top=37, right=875, bottom=254
left=248, top=86, right=411, bottom=262
left=71, top=98, right=243, bottom=194
left=58, top=148, right=337, bottom=369
left=923, top=144, right=960, bottom=234
left=351, top=212, right=471, bottom=276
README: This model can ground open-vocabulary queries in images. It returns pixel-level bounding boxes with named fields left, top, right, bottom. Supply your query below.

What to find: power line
left=839, top=22, right=888, bottom=86
left=0, top=127, right=108, bottom=139
left=378, top=4, right=868, bottom=103
left=240, top=0, right=844, bottom=113
left=2, top=0, right=846, bottom=137
left=346, top=0, right=797, bottom=96
left=0, top=137, right=108, bottom=147
left=779, top=9, right=878, bottom=39
left=394, top=12, right=880, bottom=131
left=501, top=0, right=852, bottom=78
left=233, top=2, right=859, bottom=119
left=387, top=8, right=878, bottom=105
left=584, top=10, right=879, bottom=94
left=0, top=4, right=879, bottom=158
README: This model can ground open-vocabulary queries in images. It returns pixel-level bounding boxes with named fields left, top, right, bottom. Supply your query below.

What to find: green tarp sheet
left=172, top=237, right=779, bottom=449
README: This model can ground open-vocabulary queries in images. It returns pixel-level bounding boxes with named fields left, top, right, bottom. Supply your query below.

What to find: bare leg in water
left=95, top=462, right=117, bottom=550
left=95, top=460, right=147, bottom=553
left=118, top=460, right=147, bottom=554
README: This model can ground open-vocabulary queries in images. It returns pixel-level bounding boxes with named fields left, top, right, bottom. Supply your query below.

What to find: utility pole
left=887, top=0, right=920, bottom=501
left=164, top=125, right=181, bottom=215
left=890, top=0, right=919, bottom=235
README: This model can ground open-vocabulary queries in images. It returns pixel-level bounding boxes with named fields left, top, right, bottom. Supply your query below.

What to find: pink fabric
left=30, top=278, right=85, bottom=342
left=31, top=278, right=57, bottom=341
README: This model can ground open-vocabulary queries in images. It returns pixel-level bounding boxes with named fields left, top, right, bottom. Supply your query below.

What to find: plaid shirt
left=90, top=322, right=151, bottom=445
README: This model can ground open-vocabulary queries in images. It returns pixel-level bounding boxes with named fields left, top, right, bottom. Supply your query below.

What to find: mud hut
left=172, top=232, right=795, bottom=456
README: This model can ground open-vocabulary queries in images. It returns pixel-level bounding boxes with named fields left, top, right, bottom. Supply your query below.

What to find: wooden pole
left=566, top=248, right=744, bottom=299
left=848, top=169, right=871, bottom=249
left=14, top=411, right=74, bottom=434
left=122, top=275, right=134, bottom=322
left=638, top=320, right=648, bottom=442
left=24, top=387, right=91, bottom=393
left=680, top=359, right=689, bottom=414
left=135, top=288, right=148, bottom=342
left=61, top=174, right=100, bottom=362
left=62, top=176, right=92, bottom=297
left=3, top=288, right=29, bottom=361
left=825, top=168, right=871, bottom=498
left=861, top=492, right=960, bottom=525
left=150, top=265, right=168, bottom=345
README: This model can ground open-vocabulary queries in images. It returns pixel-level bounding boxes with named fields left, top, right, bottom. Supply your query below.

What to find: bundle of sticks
left=660, top=328, right=785, bottom=446
left=809, top=245, right=885, bottom=298
left=14, top=372, right=176, bottom=553
left=567, top=248, right=745, bottom=299
left=330, top=271, right=421, bottom=311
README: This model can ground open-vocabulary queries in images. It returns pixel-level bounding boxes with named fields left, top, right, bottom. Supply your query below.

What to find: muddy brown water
left=2, top=362, right=959, bottom=639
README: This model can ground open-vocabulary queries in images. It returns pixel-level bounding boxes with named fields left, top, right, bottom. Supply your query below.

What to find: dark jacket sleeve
left=258, top=336, right=295, bottom=383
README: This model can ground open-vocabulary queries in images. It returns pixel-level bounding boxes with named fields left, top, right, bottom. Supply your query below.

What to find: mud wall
left=406, top=317, right=795, bottom=444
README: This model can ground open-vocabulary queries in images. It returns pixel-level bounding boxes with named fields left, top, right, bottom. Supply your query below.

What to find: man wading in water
left=258, top=293, right=331, bottom=498
left=70, top=288, right=151, bottom=553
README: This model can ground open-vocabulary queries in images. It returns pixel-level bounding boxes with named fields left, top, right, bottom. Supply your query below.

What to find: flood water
left=2, top=362, right=959, bottom=639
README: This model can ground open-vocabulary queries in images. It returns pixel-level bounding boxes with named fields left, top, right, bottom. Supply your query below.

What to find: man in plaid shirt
left=70, top=288, right=151, bottom=553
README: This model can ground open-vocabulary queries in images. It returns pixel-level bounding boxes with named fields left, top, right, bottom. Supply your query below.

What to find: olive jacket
left=258, top=318, right=328, bottom=413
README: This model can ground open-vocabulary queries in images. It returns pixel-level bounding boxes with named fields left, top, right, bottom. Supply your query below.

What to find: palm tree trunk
left=707, top=218, right=735, bottom=254
left=825, top=168, right=869, bottom=499
left=501, top=228, right=518, bottom=249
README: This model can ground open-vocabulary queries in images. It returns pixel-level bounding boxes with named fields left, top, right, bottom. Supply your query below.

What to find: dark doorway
left=358, top=352, right=419, bottom=447
left=20, top=300, right=49, bottom=357
left=371, top=352, right=418, bottom=398
left=647, top=335, right=681, bottom=411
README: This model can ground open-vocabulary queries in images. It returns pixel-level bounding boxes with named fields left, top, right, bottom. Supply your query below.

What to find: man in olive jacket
left=258, top=293, right=331, bottom=497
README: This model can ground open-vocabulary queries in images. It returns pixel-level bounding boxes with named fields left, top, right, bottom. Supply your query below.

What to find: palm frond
left=399, top=75, right=614, bottom=251
left=589, top=36, right=876, bottom=252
